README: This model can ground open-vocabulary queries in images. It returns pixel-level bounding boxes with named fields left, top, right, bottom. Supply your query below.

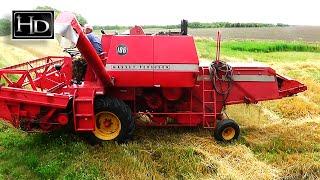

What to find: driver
left=83, top=24, right=103, bottom=54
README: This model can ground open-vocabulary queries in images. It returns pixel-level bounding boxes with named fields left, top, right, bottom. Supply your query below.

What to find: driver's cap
left=84, top=24, right=93, bottom=30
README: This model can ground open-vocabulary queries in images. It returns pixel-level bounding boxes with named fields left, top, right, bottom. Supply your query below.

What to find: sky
left=0, top=0, right=319, bottom=26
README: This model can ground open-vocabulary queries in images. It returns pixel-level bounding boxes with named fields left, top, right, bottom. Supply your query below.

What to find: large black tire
left=91, top=96, right=135, bottom=143
left=213, top=119, right=240, bottom=142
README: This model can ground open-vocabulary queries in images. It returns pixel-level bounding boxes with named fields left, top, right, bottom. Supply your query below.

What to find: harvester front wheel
left=92, top=96, right=135, bottom=143
left=213, top=119, right=240, bottom=142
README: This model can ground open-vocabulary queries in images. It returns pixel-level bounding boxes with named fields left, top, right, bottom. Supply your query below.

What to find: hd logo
left=12, top=11, right=54, bottom=39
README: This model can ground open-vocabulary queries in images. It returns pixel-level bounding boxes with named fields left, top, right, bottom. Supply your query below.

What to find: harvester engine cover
left=102, top=35, right=199, bottom=87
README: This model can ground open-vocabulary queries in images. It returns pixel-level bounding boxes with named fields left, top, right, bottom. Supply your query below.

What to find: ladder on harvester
left=73, top=88, right=96, bottom=131
left=202, top=67, right=217, bottom=128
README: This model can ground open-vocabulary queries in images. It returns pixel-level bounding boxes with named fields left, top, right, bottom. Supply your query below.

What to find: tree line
left=94, top=22, right=289, bottom=30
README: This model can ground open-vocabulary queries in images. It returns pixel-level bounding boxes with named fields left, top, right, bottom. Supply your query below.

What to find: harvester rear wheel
left=213, top=119, right=240, bottom=142
left=92, top=96, right=135, bottom=143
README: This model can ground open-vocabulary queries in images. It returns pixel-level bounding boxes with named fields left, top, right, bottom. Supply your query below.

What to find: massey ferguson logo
left=117, top=44, right=128, bottom=55
left=12, top=11, right=54, bottom=39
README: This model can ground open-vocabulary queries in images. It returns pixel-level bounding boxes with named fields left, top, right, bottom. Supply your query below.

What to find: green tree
left=74, top=13, right=87, bottom=25
left=35, top=6, right=61, bottom=18
left=0, top=17, right=10, bottom=36
left=35, top=6, right=87, bottom=24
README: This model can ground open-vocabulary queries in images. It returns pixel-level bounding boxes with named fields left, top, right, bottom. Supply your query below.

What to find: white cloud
left=0, top=0, right=319, bottom=26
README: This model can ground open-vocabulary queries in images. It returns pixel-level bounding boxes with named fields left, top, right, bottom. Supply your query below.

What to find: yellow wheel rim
left=222, top=127, right=236, bottom=141
left=93, top=111, right=121, bottom=140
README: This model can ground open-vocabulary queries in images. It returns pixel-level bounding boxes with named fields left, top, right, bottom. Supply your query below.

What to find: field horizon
left=98, top=26, right=320, bottom=42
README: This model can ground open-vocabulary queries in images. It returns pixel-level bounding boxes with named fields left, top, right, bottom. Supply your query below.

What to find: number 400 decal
left=116, top=44, right=128, bottom=55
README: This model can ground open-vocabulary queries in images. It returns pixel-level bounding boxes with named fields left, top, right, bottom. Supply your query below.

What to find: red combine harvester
left=0, top=12, right=307, bottom=142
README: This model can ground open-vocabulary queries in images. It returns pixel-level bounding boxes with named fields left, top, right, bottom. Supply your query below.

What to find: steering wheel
left=63, top=48, right=80, bottom=57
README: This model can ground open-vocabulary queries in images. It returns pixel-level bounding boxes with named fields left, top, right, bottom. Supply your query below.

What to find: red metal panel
left=101, top=35, right=113, bottom=54
left=0, top=87, right=70, bottom=108
left=153, top=72, right=196, bottom=87
left=226, top=81, right=280, bottom=104
left=154, top=36, right=199, bottom=87
left=108, top=35, right=154, bottom=63
left=154, top=36, right=198, bottom=64
left=107, top=36, right=154, bottom=86
left=225, top=65, right=284, bottom=104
